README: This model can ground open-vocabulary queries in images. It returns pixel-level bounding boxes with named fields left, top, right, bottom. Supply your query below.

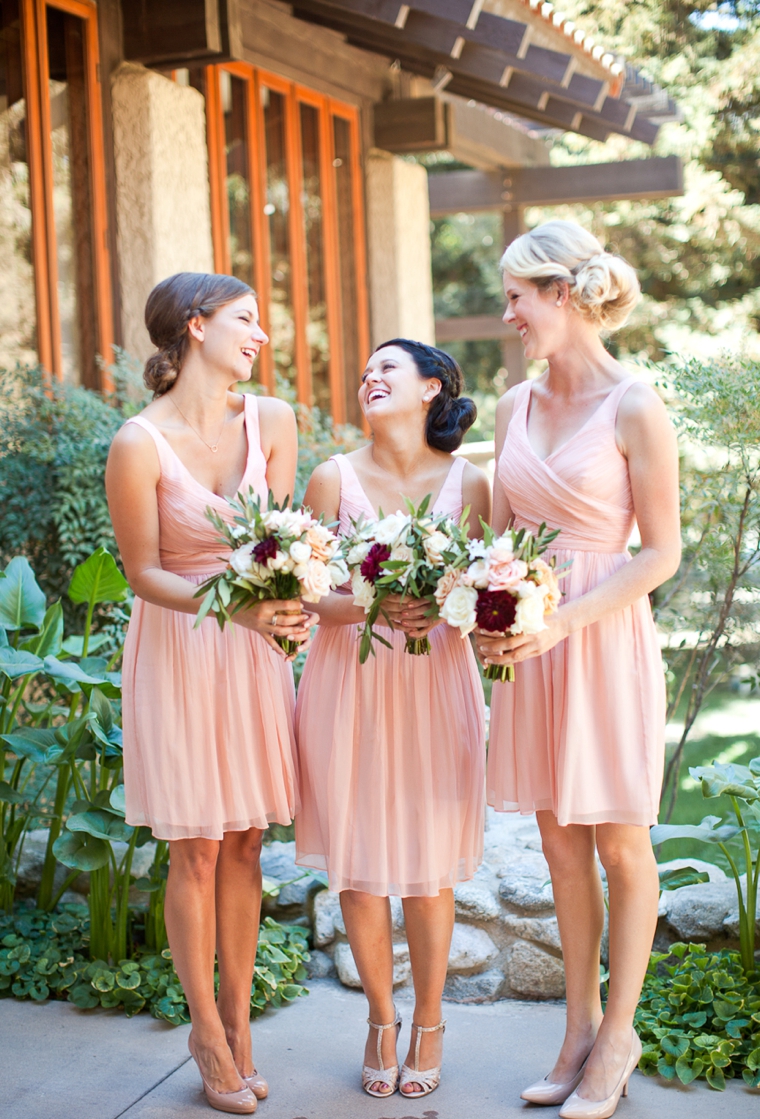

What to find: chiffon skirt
left=487, top=547, right=666, bottom=828
left=295, top=622, right=486, bottom=896
left=122, top=576, right=298, bottom=840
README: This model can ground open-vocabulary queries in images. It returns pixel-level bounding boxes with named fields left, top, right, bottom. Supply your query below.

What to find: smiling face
left=358, top=345, right=441, bottom=427
left=189, top=293, right=269, bottom=381
left=502, top=273, right=571, bottom=361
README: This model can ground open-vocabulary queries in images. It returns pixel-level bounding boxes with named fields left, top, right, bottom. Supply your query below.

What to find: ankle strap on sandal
left=410, top=1020, right=446, bottom=1070
left=366, top=1010, right=402, bottom=1070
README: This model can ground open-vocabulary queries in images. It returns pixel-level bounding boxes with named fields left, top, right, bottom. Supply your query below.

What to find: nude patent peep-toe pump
left=399, top=1019, right=446, bottom=1098
left=188, top=1037, right=257, bottom=1115
left=521, top=1058, right=588, bottom=1105
left=559, top=1029, right=642, bottom=1119
left=362, top=1010, right=402, bottom=1097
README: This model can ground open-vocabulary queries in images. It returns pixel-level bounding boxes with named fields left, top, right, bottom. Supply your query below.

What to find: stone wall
left=111, top=63, right=214, bottom=362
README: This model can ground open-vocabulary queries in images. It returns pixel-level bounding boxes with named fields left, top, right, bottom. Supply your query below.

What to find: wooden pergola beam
left=428, top=156, right=684, bottom=216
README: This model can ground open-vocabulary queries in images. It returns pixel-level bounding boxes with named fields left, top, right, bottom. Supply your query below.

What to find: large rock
left=447, top=924, right=498, bottom=972
left=454, top=881, right=501, bottom=922
left=305, top=949, right=336, bottom=979
left=334, top=942, right=411, bottom=989
left=507, top=940, right=565, bottom=1000
left=503, top=914, right=561, bottom=952
left=499, top=870, right=554, bottom=914
left=444, top=968, right=505, bottom=1003
left=313, top=891, right=345, bottom=947
left=662, top=880, right=738, bottom=940
left=260, top=841, right=299, bottom=883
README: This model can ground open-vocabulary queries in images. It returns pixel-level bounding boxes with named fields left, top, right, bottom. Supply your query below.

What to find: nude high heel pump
left=399, top=1020, right=447, bottom=1098
left=521, top=1059, right=588, bottom=1105
left=362, top=1010, right=402, bottom=1097
left=188, top=1037, right=257, bottom=1115
left=241, top=1070, right=268, bottom=1100
left=559, top=1029, right=642, bottom=1119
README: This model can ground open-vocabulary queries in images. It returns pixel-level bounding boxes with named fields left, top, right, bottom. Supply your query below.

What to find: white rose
left=351, top=569, right=376, bottom=611
left=463, top=558, right=489, bottom=589
left=347, top=540, right=372, bottom=566
left=373, top=512, right=411, bottom=546
left=229, top=543, right=256, bottom=577
left=327, top=558, right=349, bottom=587
left=440, top=584, right=478, bottom=636
left=512, top=582, right=549, bottom=635
left=300, top=559, right=332, bottom=603
left=422, top=530, right=449, bottom=565
left=289, top=540, right=312, bottom=564
left=269, top=550, right=295, bottom=573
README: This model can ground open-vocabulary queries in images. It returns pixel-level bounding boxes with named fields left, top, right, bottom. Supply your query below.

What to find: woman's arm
left=492, top=388, right=517, bottom=535
left=478, top=383, right=681, bottom=667
left=257, top=396, right=298, bottom=505
left=302, top=461, right=367, bottom=627
left=105, top=423, right=310, bottom=656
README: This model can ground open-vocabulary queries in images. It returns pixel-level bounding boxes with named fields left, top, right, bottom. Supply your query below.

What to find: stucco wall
left=111, top=63, right=214, bottom=361
left=365, top=151, right=436, bottom=348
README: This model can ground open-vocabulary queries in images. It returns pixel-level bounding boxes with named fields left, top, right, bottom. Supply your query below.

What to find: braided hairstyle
left=374, top=338, right=477, bottom=452
left=143, top=272, right=255, bottom=397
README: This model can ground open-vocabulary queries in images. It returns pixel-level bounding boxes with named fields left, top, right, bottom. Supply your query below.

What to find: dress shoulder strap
left=243, top=391, right=261, bottom=448
left=123, top=415, right=173, bottom=473
left=433, top=455, right=466, bottom=516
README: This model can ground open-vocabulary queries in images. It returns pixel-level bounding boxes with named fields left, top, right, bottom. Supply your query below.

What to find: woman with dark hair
left=294, top=339, right=490, bottom=1100
left=106, top=272, right=311, bottom=1115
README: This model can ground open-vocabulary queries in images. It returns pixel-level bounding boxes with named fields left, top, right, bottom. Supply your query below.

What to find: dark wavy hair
left=143, top=272, right=255, bottom=397
left=373, top=338, right=477, bottom=452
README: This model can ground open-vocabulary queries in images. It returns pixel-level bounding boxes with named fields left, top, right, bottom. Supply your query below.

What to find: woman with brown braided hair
left=294, top=339, right=490, bottom=1100
left=106, top=272, right=311, bottom=1114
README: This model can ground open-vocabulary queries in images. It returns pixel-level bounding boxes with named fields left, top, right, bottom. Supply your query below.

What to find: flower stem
left=485, top=663, right=515, bottom=683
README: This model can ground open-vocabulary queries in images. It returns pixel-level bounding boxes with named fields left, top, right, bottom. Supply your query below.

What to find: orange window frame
left=206, top=62, right=368, bottom=423
left=18, top=0, right=113, bottom=387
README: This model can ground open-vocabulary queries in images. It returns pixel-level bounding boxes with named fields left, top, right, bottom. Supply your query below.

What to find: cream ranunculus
left=269, top=550, right=295, bottom=573
left=229, top=543, right=256, bottom=577
left=440, top=584, right=478, bottom=636
left=300, top=558, right=332, bottom=603
left=351, top=569, right=376, bottom=611
left=347, top=539, right=372, bottom=566
left=289, top=540, right=312, bottom=565
left=373, top=512, right=411, bottom=546
left=512, top=581, right=549, bottom=635
left=422, top=530, right=449, bottom=565
left=463, top=558, right=489, bottom=589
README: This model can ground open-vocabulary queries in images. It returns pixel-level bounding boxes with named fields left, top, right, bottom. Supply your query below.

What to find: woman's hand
left=381, top=594, right=441, bottom=639
left=475, top=610, right=570, bottom=667
left=236, top=598, right=313, bottom=659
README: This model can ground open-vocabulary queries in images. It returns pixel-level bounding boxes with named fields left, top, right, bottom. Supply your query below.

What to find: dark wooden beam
left=121, top=0, right=242, bottom=66
left=374, top=97, right=447, bottom=152
left=428, top=156, right=684, bottom=216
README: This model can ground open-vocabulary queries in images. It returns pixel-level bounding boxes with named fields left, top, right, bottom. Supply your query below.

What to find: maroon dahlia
left=252, top=536, right=279, bottom=564
left=360, top=543, right=392, bottom=583
left=476, top=589, right=517, bottom=634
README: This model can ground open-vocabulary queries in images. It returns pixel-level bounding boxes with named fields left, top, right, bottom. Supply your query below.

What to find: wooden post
left=501, top=205, right=526, bottom=388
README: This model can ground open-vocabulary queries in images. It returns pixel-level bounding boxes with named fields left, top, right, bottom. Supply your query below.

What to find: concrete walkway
left=2, top=980, right=758, bottom=1118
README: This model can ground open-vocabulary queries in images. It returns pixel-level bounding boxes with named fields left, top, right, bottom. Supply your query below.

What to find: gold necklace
left=169, top=395, right=228, bottom=453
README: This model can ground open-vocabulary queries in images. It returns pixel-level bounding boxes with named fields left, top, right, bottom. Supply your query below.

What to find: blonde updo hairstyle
left=500, top=220, right=640, bottom=332
left=143, top=272, right=255, bottom=397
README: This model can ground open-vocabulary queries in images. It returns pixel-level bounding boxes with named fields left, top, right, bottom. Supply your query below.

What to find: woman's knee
left=169, top=838, right=220, bottom=885
left=596, top=827, right=655, bottom=881
left=539, top=823, right=596, bottom=877
left=220, top=828, right=264, bottom=864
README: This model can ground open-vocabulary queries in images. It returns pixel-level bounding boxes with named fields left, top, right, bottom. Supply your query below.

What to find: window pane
left=332, top=116, right=361, bottom=427
left=0, top=0, right=37, bottom=368
left=221, top=71, right=253, bottom=287
left=46, top=6, right=97, bottom=387
left=299, top=102, right=329, bottom=413
left=261, top=86, right=294, bottom=388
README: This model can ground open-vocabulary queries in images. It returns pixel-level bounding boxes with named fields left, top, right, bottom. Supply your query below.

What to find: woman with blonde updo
left=107, top=272, right=311, bottom=1114
left=476, top=221, right=680, bottom=1118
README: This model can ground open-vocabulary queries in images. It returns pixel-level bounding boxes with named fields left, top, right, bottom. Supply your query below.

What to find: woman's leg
left=215, top=828, right=265, bottom=1077
left=340, top=890, right=396, bottom=1092
left=578, top=823, right=659, bottom=1100
left=165, top=837, right=244, bottom=1093
left=400, top=889, right=455, bottom=1094
left=536, top=811, right=605, bottom=1082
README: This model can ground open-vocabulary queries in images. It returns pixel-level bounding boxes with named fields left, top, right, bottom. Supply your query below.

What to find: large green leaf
left=61, top=633, right=110, bottom=657
left=658, top=866, right=711, bottom=892
left=0, top=781, right=25, bottom=804
left=0, top=728, right=57, bottom=763
left=691, top=762, right=760, bottom=802
left=67, top=808, right=133, bottom=842
left=651, top=816, right=741, bottom=846
left=20, top=602, right=63, bottom=658
left=0, top=647, right=44, bottom=680
left=68, top=548, right=129, bottom=606
left=52, top=830, right=110, bottom=871
left=42, top=656, right=108, bottom=691
left=0, top=557, right=46, bottom=631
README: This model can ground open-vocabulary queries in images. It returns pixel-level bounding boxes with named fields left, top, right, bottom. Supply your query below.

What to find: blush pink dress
left=121, top=394, right=298, bottom=841
left=294, top=454, right=485, bottom=896
left=487, top=378, right=665, bottom=827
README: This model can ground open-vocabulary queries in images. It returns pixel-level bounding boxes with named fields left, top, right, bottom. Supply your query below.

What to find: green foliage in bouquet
left=637, top=943, right=760, bottom=1091
left=0, top=906, right=309, bottom=1022
left=652, top=756, right=760, bottom=975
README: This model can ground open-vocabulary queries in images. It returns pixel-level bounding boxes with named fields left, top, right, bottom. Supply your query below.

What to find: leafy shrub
left=0, top=905, right=309, bottom=1022
left=637, top=942, right=760, bottom=1091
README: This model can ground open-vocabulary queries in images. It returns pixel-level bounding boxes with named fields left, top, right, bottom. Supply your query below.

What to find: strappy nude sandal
left=362, top=1010, right=402, bottom=1097
left=399, top=1020, right=447, bottom=1098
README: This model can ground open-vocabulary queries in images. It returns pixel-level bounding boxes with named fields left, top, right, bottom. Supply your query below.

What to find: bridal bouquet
left=194, top=489, right=348, bottom=653
left=436, top=522, right=565, bottom=682
left=346, top=495, right=471, bottom=663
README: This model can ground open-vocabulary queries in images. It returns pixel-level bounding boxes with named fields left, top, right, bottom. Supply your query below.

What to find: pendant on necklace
left=211, top=446, right=219, bottom=453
